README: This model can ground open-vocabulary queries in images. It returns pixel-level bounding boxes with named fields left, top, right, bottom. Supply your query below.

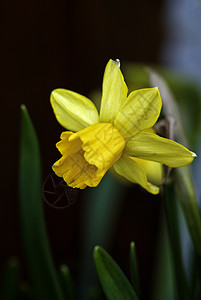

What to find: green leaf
left=94, top=246, right=139, bottom=300
left=174, top=167, right=201, bottom=256
left=152, top=215, right=175, bottom=300
left=123, top=63, right=201, bottom=147
left=1, top=257, right=20, bottom=300
left=122, top=63, right=149, bottom=91
left=80, top=173, right=125, bottom=295
left=129, top=242, right=140, bottom=297
left=19, top=105, right=64, bottom=300
left=149, top=70, right=201, bottom=258
left=152, top=67, right=201, bottom=147
left=86, top=287, right=103, bottom=300
left=193, top=279, right=201, bottom=300
left=164, top=184, right=191, bottom=300
left=174, top=167, right=201, bottom=286
left=59, top=265, right=76, bottom=300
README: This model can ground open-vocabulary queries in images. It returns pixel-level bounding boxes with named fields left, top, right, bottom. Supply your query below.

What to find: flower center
left=53, top=123, right=126, bottom=188
left=70, top=123, right=126, bottom=171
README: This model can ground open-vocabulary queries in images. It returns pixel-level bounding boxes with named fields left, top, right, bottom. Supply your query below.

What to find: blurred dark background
left=1, top=0, right=165, bottom=299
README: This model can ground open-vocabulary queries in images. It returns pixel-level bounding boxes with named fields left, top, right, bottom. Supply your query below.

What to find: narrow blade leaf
left=94, top=246, right=139, bottom=300
left=19, top=105, right=64, bottom=300
left=130, top=242, right=140, bottom=297
left=59, top=265, right=76, bottom=300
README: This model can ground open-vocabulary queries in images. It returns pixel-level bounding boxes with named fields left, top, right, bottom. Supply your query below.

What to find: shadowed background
left=1, top=1, right=165, bottom=299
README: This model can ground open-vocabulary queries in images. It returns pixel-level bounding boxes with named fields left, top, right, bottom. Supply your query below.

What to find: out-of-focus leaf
left=122, top=63, right=149, bottom=91
left=153, top=67, right=201, bottom=147
left=89, top=90, right=102, bottom=112
left=83, top=173, right=125, bottom=249
left=149, top=70, right=201, bottom=258
left=193, top=279, right=201, bottom=300
left=190, top=255, right=201, bottom=300
left=94, top=246, right=139, bottom=300
left=19, top=105, right=64, bottom=300
left=129, top=242, right=140, bottom=297
left=174, top=167, right=201, bottom=286
left=80, top=173, right=125, bottom=296
left=1, top=257, right=20, bottom=300
left=152, top=214, right=175, bottom=300
left=123, top=63, right=201, bottom=147
left=174, top=167, right=201, bottom=256
left=59, top=265, right=76, bottom=300
left=164, top=184, right=191, bottom=300
left=87, top=287, right=103, bottom=300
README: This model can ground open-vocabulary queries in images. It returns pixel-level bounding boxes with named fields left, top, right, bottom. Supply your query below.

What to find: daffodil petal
left=125, top=132, right=196, bottom=167
left=50, top=88, right=99, bottom=131
left=100, top=59, right=128, bottom=123
left=114, top=87, right=162, bottom=138
left=114, top=154, right=159, bottom=194
left=131, top=157, right=163, bottom=186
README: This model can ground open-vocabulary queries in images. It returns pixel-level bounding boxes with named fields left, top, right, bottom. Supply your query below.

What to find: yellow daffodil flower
left=50, top=59, right=196, bottom=194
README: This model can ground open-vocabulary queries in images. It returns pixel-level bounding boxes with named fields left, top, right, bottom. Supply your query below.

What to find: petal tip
left=148, top=183, right=160, bottom=195
left=192, top=152, right=197, bottom=158
left=112, top=58, right=120, bottom=68
left=153, top=86, right=160, bottom=94
left=50, top=89, right=58, bottom=98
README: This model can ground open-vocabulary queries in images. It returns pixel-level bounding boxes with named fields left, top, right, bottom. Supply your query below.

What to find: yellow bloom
left=50, top=59, right=196, bottom=194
